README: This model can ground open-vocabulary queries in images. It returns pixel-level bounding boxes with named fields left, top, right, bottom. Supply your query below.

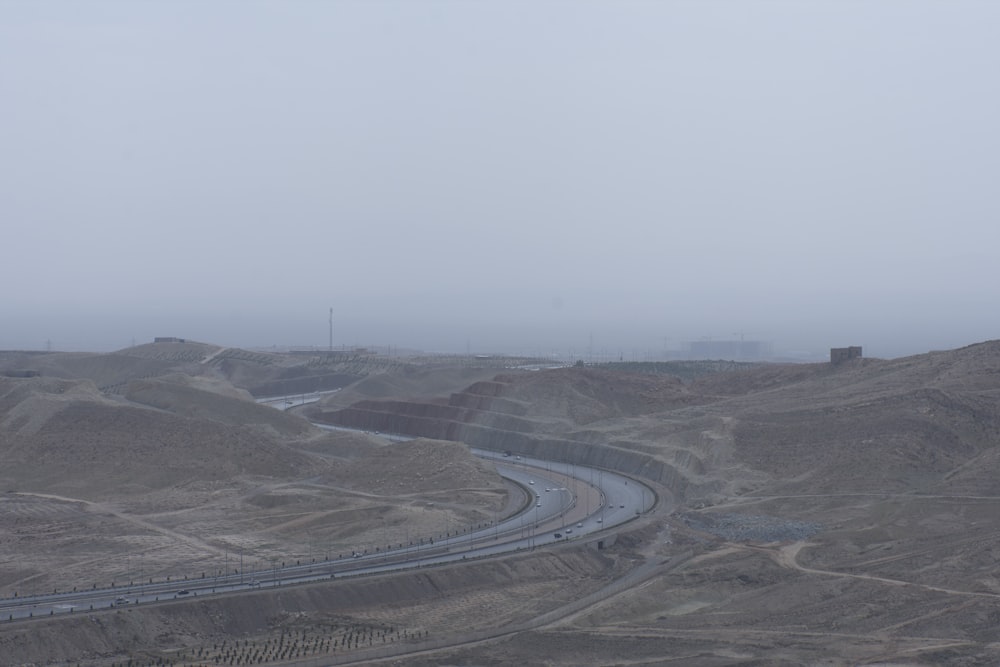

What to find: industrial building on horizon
left=830, top=346, right=863, bottom=364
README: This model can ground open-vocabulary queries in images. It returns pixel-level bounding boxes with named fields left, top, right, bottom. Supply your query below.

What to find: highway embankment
left=0, top=541, right=637, bottom=665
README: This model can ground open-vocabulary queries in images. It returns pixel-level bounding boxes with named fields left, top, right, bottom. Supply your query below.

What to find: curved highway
left=0, top=402, right=656, bottom=621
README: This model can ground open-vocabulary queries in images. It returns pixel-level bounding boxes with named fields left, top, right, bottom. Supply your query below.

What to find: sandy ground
left=4, top=342, right=1000, bottom=664
left=0, top=450, right=510, bottom=598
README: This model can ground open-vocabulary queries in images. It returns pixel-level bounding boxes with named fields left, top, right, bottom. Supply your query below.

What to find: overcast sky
left=2, top=1, right=998, bottom=360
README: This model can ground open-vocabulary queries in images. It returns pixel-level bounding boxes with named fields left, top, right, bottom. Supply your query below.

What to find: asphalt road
left=0, top=408, right=656, bottom=622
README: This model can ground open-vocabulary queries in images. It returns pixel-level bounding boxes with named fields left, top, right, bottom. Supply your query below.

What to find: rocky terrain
left=2, top=339, right=1000, bottom=665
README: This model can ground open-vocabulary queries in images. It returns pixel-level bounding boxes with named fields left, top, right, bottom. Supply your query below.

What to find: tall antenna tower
left=328, top=307, right=333, bottom=353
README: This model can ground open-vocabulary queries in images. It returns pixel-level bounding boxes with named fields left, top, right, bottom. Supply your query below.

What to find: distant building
left=830, top=346, right=863, bottom=364
left=154, top=337, right=186, bottom=343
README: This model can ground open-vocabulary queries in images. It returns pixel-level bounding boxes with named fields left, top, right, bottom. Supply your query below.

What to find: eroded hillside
left=0, top=355, right=509, bottom=600
left=6, top=341, right=1000, bottom=665
left=316, top=342, right=1000, bottom=503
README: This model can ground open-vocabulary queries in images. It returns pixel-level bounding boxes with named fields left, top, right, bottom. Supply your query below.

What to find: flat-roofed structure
left=830, top=346, right=863, bottom=364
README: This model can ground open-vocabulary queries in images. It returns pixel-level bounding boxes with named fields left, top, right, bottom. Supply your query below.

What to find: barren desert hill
left=0, top=375, right=121, bottom=443
left=1, top=362, right=331, bottom=444
left=0, top=350, right=186, bottom=391
left=315, top=363, right=516, bottom=410
left=202, top=347, right=415, bottom=397
left=121, top=343, right=367, bottom=398
left=312, top=365, right=707, bottom=440
left=0, top=341, right=225, bottom=395
left=637, top=343, right=1000, bottom=494
left=9, top=344, right=1000, bottom=664
left=340, top=437, right=506, bottom=496
left=0, top=345, right=516, bottom=508
left=295, top=343, right=1000, bottom=667
left=111, top=340, right=222, bottom=360
left=124, top=373, right=315, bottom=438
left=317, top=341, right=1000, bottom=504
left=492, top=366, right=702, bottom=423
left=0, top=376, right=317, bottom=498
left=0, top=341, right=381, bottom=399
left=0, top=369, right=510, bottom=600
left=690, top=339, right=1000, bottom=410
left=590, top=345, right=995, bottom=505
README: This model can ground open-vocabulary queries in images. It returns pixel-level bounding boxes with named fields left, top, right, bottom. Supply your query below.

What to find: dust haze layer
left=2, top=2, right=999, bottom=358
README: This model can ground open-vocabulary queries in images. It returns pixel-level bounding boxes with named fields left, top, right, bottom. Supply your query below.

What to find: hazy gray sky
left=3, top=1, right=998, bottom=359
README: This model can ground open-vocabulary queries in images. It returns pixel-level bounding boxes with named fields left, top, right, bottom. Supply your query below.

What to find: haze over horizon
left=3, top=2, right=998, bottom=361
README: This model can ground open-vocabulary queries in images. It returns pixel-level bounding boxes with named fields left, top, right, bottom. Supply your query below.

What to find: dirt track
left=5, top=343, right=1000, bottom=664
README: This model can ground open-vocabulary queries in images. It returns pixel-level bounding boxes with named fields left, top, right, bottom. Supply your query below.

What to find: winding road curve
left=0, top=402, right=657, bottom=622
